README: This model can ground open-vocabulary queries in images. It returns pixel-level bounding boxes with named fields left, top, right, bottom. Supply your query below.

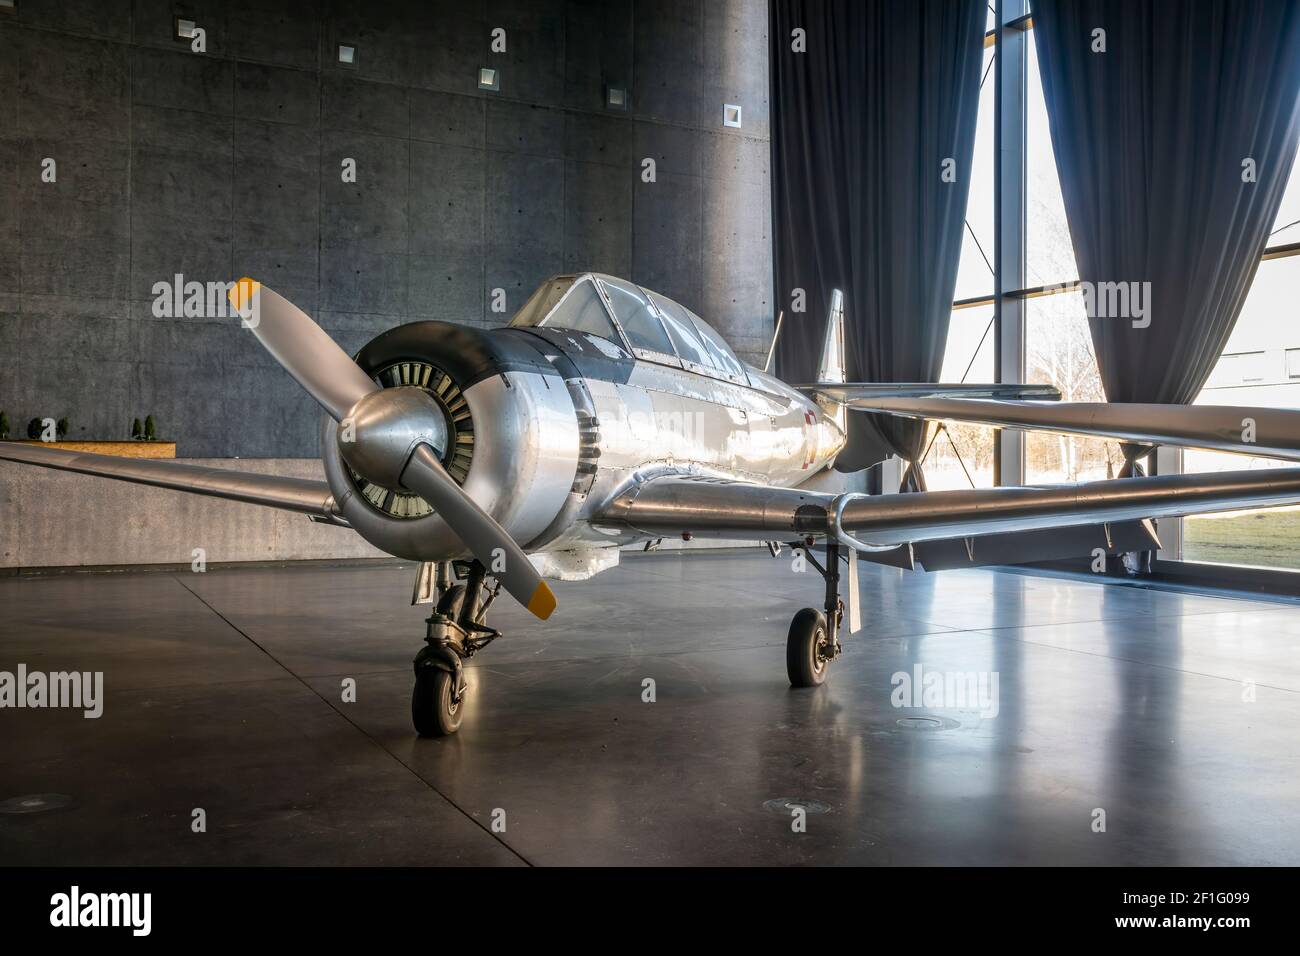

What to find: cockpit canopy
left=508, top=273, right=749, bottom=385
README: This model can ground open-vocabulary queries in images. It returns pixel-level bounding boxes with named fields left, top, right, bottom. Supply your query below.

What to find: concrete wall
left=0, top=458, right=388, bottom=569
left=0, top=0, right=773, bottom=459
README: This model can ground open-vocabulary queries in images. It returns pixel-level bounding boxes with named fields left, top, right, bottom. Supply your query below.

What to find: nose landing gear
left=412, top=559, right=501, bottom=737
left=784, top=539, right=845, bottom=688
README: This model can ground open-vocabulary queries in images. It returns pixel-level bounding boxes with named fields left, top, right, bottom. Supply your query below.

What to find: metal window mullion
left=993, top=0, right=1029, bottom=487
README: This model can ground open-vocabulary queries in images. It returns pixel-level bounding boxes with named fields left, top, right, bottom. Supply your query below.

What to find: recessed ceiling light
left=723, top=104, right=742, bottom=128
left=606, top=86, right=628, bottom=110
left=478, top=67, right=499, bottom=91
left=338, top=44, right=355, bottom=65
left=173, top=17, right=197, bottom=40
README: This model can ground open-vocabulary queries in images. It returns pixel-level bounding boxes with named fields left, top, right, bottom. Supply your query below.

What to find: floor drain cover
left=0, top=793, right=73, bottom=815
left=896, top=716, right=946, bottom=730
left=763, top=797, right=830, bottom=816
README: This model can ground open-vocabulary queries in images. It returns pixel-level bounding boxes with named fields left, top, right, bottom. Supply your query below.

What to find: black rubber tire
left=412, top=667, right=463, bottom=736
left=786, top=607, right=829, bottom=688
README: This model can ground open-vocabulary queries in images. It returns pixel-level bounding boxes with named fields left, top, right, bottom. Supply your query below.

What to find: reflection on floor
left=1, top=550, right=1298, bottom=865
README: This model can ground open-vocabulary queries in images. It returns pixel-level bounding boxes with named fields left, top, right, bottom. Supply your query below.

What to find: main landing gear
left=783, top=539, right=846, bottom=688
left=412, top=559, right=501, bottom=736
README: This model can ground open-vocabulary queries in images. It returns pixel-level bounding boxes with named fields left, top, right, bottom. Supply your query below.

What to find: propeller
left=228, top=278, right=556, bottom=620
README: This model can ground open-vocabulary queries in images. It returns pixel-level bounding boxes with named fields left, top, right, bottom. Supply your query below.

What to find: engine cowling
left=321, top=321, right=580, bottom=561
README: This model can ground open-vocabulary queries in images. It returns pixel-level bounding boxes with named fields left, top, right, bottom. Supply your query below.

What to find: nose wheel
left=413, top=666, right=463, bottom=736
left=411, top=560, right=501, bottom=737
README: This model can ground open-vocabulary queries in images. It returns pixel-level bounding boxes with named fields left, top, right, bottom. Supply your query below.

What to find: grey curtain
left=769, top=0, right=987, bottom=484
left=1033, top=0, right=1300, bottom=480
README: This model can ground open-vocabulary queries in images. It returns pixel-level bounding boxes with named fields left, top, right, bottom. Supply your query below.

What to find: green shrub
left=144, top=415, right=157, bottom=441
left=131, top=418, right=142, bottom=440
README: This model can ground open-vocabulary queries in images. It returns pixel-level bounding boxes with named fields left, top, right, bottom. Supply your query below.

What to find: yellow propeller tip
left=228, top=277, right=261, bottom=311
left=527, top=581, right=556, bottom=620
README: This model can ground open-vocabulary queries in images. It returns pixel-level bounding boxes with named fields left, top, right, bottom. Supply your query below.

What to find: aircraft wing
left=596, top=467, right=1300, bottom=559
left=801, top=382, right=1061, bottom=401
left=833, top=396, right=1300, bottom=463
left=0, top=441, right=341, bottom=519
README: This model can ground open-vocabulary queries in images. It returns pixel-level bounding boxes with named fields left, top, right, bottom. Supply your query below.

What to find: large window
left=927, top=304, right=996, bottom=490
left=950, top=3, right=1300, bottom=586
left=1024, top=292, right=1115, bottom=485
left=1183, top=254, right=1300, bottom=571
left=930, top=37, right=997, bottom=492
left=1022, top=28, right=1115, bottom=486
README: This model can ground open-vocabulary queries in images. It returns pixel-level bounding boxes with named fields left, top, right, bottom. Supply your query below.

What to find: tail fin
left=815, top=289, right=848, bottom=432
left=817, top=288, right=847, bottom=384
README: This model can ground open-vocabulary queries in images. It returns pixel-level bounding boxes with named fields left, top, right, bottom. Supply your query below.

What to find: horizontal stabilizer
left=838, top=396, right=1300, bottom=462
left=803, top=383, right=1061, bottom=401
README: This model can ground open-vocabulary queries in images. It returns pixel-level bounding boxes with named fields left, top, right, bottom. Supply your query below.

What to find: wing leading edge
left=597, top=468, right=1300, bottom=552
left=0, top=441, right=340, bottom=519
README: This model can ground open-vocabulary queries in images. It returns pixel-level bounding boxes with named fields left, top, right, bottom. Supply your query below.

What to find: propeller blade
left=400, top=444, right=556, bottom=620
left=228, top=278, right=378, bottom=421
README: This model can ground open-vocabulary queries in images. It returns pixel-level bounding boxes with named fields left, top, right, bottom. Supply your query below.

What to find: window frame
left=962, top=0, right=1300, bottom=581
left=593, top=276, right=683, bottom=369
left=535, top=275, right=632, bottom=352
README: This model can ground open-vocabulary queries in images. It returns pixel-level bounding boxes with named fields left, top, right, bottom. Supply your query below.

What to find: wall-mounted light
left=723, top=104, right=742, bottom=129
left=606, top=85, right=628, bottom=111
left=337, top=44, right=356, bottom=65
left=173, top=17, right=197, bottom=40
left=478, top=67, right=499, bottom=92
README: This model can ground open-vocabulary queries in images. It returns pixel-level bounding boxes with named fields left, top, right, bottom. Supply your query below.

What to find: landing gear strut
left=412, top=559, right=501, bottom=736
left=785, top=539, right=844, bottom=688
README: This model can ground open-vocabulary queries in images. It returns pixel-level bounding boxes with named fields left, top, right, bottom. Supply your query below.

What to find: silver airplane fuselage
left=318, top=318, right=846, bottom=565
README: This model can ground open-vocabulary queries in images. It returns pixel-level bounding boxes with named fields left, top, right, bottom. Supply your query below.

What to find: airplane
left=6, top=273, right=1300, bottom=737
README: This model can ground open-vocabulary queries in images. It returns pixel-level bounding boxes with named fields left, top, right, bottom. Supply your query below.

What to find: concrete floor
left=1, top=550, right=1298, bottom=866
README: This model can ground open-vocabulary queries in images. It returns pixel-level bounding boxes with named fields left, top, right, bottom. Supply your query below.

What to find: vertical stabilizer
left=817, top=289, right=847, bottom=384
left=816, top=289, right=848, bottom=432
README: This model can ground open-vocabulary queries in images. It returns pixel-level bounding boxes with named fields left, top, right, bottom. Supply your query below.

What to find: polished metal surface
left=400, top=443, right=554, bottom=618
left=238, top=282, right=379, bottom=421
left=597, top=464, right=1300, bottom=546
left=324, top=371, right=579, bottom=562
left=816, top=288, right=847, bottom=384
left=3, top=553, right=1297, bottom=865
left=338, top=386, right=448, bottom=490
left=0, top=440, right=338, bottom=518
left=806, top=382, right=1061, bottom=400
left=846, top=395, right=1300, bottom=462
left=837, top=466, right=1300, bottom=544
